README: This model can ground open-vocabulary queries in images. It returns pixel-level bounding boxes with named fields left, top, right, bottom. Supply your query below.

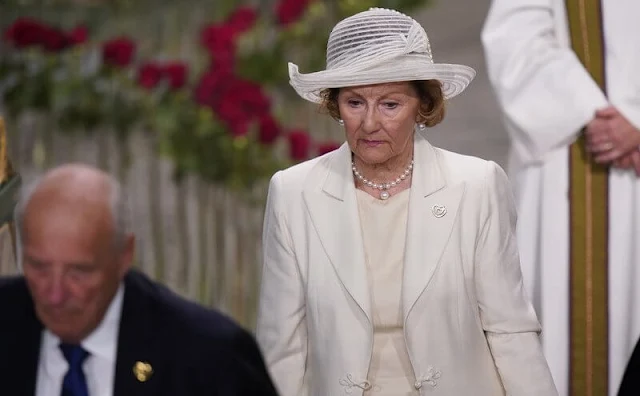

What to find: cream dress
left=356, top=188, right=416, bottom=395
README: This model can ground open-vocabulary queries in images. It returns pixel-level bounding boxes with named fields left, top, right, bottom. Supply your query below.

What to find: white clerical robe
left=481, top=1, right=640, bottom=395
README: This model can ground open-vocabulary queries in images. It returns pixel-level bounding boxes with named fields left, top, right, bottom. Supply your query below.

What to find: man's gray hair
left=13, top=173, right=132, bottom=271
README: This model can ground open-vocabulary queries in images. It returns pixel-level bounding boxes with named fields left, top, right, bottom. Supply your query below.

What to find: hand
left=585, top=106, right=640, bottom=164
left=612, top=150, right=640, bottom=177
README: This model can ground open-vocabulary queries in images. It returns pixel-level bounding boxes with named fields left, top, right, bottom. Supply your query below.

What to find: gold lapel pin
left=432, top=204, right=447, bottom=218
left=133, top=361, right=153, bottom=382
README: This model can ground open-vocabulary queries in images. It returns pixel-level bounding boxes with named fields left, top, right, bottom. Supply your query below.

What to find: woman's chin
left=354, top=149, right=391, bottom=165
left=357, top=156, right=390, bottom=166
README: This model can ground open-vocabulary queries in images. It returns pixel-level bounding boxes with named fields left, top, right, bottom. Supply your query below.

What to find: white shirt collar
left=41, top=283, right=125, bottom=377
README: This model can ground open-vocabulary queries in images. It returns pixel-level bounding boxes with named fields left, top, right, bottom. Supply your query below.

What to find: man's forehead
left=26, top=203, right=110, bottom=236
left=23, top=186, right=114, bottom=244
left=27, top=187, right=110, bottom=219
left=22, top=208, right=115, bottom=264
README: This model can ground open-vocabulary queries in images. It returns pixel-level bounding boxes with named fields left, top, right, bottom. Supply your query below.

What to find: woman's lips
left=361, top=139, right=384, bottom=147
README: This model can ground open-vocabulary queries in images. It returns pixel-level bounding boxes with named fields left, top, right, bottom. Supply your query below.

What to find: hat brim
left=288, top=56, right=476, bottom=103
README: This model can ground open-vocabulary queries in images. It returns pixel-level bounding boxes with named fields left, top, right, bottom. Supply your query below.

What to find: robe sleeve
left=481, top=0, right=608, bottom=164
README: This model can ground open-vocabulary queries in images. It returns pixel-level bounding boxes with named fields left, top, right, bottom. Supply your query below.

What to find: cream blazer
left=256, top=131, right=558, bottom=396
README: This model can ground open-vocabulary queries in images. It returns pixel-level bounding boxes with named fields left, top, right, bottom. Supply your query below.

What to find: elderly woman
left=256, top=7, right=557, bottom=396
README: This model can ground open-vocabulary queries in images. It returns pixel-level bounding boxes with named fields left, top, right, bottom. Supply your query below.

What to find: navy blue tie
left=59, top=343, right=90, bottom=396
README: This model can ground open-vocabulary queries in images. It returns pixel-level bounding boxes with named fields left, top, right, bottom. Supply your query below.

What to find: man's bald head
left=15, top=163, right=129, bottom=254
left=14, top=163, right=134, bottom=343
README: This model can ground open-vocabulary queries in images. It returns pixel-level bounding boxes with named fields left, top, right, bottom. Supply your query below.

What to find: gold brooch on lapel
left=431, top=204, right=447, bottom=218
left=133, top=361, right=153, bottom=382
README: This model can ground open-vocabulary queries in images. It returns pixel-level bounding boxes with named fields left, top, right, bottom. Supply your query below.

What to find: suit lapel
left=303, top=144, right=372, bottom=322
left=402, top=133, right=465, bottom=320
left=113, top=272, right=160, bottom=395
left=21, top=305, right=42, bottom=395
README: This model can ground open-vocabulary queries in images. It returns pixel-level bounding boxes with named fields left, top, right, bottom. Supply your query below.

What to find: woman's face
left=337, top=82, right=420, bottom=166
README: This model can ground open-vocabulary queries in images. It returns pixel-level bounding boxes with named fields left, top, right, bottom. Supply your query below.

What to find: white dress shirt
left=35, top=284, right=124, bottom=396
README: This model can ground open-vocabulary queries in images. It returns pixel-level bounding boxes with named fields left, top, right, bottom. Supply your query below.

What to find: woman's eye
left=348, top=100, right=362, bottom=107
left=383, top=102, right=399, bottom=109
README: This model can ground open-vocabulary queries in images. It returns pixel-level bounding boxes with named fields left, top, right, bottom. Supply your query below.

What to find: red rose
left=137, top=62, right=163, bottom=90
left=216, top=80, right=270, bottom=135
left=216, top=100, right=250, bottom=136
left=214, top=82, right=248, bottom=122
left=68, top=25, right=88, bottom=45
left=194, top=70, right=273, bottom=137
left=288, top=130, right=311, bottom=161
left=216, top=78, right=270, bottom=116
left=258, top=114, right=280, bottom=144
left=3, top=18, right=87, bottom=52
left=210, top=57, right=235, bottom=76
left=193, top=65, right=237, bottom=108
left=275, top=0, right=312, bottom=26
left=3, top=18, right=47, bottom=48
left=200, top=24, right=236, bottom=63
left=41, top=26, right=70, bottom=52
left=317, top=141, right=341, bottom=156
left=162, top=62, right=188, bottom=90
left=230, top=79, right=271, bottom=117
left=102, top=37, right=136, bottom=68
left=194, top=70, right=225, bottom=107
left=226, top=7, right=258, bottom=35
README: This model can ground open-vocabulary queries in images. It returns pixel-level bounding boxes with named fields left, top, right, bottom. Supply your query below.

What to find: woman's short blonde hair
left=318, top=80, right=446, bottom=128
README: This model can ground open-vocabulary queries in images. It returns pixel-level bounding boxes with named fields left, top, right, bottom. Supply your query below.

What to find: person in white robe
left=481, top=1, right=640, bottom=395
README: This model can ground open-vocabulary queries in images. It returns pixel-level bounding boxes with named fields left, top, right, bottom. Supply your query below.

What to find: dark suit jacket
left=619, top=338, right=640, bottom=395
left=0, top=270, right=279, bottom=396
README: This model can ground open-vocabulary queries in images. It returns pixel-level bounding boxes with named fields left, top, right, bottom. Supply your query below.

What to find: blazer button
left=414, top=381, right=423, bottom=389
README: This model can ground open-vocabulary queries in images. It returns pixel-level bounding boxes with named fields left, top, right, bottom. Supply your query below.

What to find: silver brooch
left=431, top=204, right=446, bottom=218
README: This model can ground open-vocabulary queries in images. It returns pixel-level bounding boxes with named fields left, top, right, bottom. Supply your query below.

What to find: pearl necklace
left=352, top=159, right=414, bottom=200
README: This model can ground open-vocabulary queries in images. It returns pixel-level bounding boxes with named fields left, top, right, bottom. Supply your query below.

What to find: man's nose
left=43, top=273, right=67, bottom=306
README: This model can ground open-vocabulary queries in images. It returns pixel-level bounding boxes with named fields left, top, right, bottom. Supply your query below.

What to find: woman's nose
left=362, top=108, right=381, bottom=133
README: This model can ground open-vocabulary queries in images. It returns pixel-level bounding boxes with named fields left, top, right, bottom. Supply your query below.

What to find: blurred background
left=0, top=0, right=506, bottom=330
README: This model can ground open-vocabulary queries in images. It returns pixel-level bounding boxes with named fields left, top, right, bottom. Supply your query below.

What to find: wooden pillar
left=565, top=1, right=609, bottom=395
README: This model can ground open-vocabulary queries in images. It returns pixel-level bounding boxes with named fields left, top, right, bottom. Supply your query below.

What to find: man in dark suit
left=0, top=163, right=279, bottom=396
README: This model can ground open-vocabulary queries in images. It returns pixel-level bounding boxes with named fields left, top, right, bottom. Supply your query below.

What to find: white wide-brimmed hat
left=289, top=7, right=476, bottom=103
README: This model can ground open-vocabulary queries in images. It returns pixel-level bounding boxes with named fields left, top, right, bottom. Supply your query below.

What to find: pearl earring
left=418, top=123, right=426, bottom=130
left=338, top=119, right=344, bottom=126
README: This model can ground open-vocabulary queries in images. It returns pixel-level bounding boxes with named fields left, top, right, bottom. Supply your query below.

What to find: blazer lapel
left=302, top=143, right=372, bottom=322
left=402, top=133, right=465, bottom=320
left=113, top=272, right=160, bottom=395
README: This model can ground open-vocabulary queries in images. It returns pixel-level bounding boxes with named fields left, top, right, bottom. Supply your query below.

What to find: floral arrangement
left=0, top=0, right=430, bottom=192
